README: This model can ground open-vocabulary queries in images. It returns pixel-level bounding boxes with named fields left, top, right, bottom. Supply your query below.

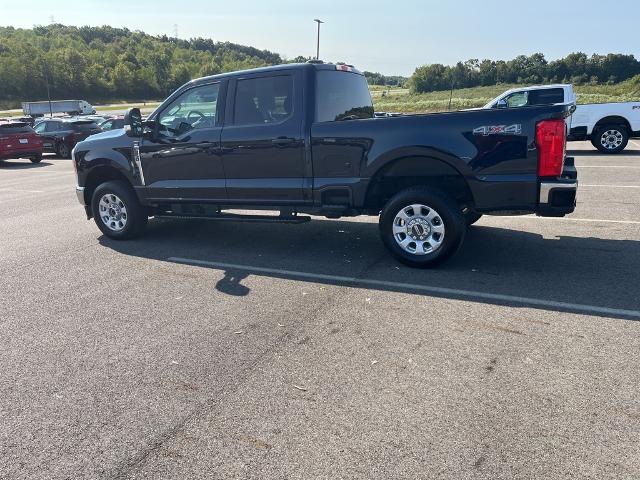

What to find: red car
left=0, top=121, right=43, bottom=164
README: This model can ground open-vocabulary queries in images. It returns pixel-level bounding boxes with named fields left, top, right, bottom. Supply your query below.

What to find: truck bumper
left=76, top=186, right=93, bottom=218
left=76, top=186, right=86, bottom=205
left=536, top=157, right=578, bottom=217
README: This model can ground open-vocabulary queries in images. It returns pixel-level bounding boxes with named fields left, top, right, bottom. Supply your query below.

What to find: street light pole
left=42, top=68, right=53, bottom=118
left=314, top=19, right=324, bottom=60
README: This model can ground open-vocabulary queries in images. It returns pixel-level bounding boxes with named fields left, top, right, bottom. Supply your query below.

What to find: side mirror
left=495, top=99, right=508, bottom=109
left=124, top=107, right=143, bottom=137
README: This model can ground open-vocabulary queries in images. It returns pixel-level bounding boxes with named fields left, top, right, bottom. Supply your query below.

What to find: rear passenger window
left=233, top=75, right=293, bottom=125
left=45, top=122, right=60, bottom=132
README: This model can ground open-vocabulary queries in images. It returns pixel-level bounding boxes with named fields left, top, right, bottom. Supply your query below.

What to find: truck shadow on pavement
left=0, top=160, right=53, bottom=169
left=99, top=218, right=640, bottom=320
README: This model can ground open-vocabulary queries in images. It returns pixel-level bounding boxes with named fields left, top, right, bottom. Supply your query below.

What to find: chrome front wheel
left=98, top=193, right=128, bottom=232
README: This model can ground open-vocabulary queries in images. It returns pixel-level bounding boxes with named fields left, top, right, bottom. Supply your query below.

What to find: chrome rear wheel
left=600, top=129, right=624, bottom=151
left=392, top=204, right=446, bottom=255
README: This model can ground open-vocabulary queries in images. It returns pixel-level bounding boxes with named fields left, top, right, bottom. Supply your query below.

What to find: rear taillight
left=536, top=119, right=566, bottom=177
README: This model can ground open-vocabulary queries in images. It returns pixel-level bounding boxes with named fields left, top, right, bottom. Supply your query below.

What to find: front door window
left=157, top=83, right=220, bottom=139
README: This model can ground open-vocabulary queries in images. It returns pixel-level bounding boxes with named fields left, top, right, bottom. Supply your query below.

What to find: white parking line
left=0, top=188, right=44, bottom=193
left=498, top=216, right=640, bottom=225
left=168, top=257, right=640, bottom=319
left=576, top=166, right=640, bottom=169
left=630, top=140, right=640, bottom=148
left=580, top=184, right=640, bottom=188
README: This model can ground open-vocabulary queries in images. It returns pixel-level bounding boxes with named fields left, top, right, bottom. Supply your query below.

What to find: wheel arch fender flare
left=360, top=147, right=475, bottom=209
left=81, top=158, right=136, bottom=206
left=593, top=116, right=632, bottom=133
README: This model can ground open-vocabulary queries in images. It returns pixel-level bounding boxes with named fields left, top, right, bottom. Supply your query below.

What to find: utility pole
left=42, top=67, right=53, bottom=117
left=314, top=19, right=323, bottom=60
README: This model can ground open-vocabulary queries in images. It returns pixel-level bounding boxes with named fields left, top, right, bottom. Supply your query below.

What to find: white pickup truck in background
left=483, top=84, right=640, bottom=153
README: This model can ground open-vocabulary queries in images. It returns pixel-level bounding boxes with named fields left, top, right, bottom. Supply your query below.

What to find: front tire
left=91, top=181, right=147, bottom=239
left=591, top=125, right=628, bottom=154
left=379, top=187, right=466, bottom=268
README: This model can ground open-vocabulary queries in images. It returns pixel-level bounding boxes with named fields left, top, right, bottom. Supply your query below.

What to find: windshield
left=315, top=71, right=374, bottom=122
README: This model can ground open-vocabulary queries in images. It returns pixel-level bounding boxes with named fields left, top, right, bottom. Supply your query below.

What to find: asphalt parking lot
left=1, top=141, right=639, bottom=479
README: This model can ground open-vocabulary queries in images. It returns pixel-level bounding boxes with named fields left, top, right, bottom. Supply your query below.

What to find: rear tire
left=30, top=154, right=43, bottom=164
left=591, top=125, right=628, bottom=154
left=91, top=181, right=147, bottom=240
left=56, top=141, right=71, bottom=159
left=379, top=186, right=466, bottom=268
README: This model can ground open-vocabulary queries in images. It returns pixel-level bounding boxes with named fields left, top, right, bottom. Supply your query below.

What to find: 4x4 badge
left=473, top=124, right=522, bottom=136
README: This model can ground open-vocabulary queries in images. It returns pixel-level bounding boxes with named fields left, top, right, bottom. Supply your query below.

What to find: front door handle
left=271, top=137, right=295, bottom=147
left=196, top=141, right=220, bottom=155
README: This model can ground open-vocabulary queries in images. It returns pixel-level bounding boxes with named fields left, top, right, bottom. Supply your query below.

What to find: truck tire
left=379, top=187, right=466, bottom=268
left=591, top=125, right=628, bottom=154
left=465, top=211, right=482, bottom=226
left=91, top=181, right=147, bottom=240
left=56, top=141, right=71, bottom=159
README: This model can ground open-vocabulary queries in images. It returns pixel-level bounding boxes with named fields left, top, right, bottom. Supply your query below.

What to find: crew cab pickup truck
left=72, top=62, right=577, bottom=267
left=483, top=84, right=640, bottom=153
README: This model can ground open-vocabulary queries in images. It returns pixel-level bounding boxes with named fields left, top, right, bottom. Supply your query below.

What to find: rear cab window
left=315, top=70, right=374, bottom=122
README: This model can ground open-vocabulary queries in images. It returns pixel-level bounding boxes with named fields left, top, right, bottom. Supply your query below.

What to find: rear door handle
left=271, top=137, right=295, bottom=147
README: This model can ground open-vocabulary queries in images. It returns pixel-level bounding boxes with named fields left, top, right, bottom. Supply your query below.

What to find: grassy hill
left=0, top=24, right=289, bottom=109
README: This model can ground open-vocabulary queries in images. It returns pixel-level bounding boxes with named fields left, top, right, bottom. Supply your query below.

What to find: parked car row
left=0, top=114, right=125, bottom=163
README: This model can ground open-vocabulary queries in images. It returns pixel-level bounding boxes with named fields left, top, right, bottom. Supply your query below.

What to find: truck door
left=138, top=81, right=227, bottom=202
left=220, top=71, right=306, bottom=204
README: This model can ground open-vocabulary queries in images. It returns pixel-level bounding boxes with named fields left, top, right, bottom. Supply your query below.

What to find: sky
left=2, top=0, right=640, bottom=77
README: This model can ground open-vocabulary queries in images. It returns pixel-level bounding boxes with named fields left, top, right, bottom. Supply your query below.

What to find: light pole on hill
left=314, top=19, right=324, bottom=60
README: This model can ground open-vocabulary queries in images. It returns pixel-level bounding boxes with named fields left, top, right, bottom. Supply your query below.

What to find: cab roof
left=191, top=61, right=363, bottom=86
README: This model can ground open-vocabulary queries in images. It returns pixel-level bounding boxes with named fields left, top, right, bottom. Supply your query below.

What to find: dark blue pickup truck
left=72, top=61, right=577, bottom=267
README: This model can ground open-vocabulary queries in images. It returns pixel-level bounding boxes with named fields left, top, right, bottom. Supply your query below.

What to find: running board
left=155, top=212, right=311, bottom=224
